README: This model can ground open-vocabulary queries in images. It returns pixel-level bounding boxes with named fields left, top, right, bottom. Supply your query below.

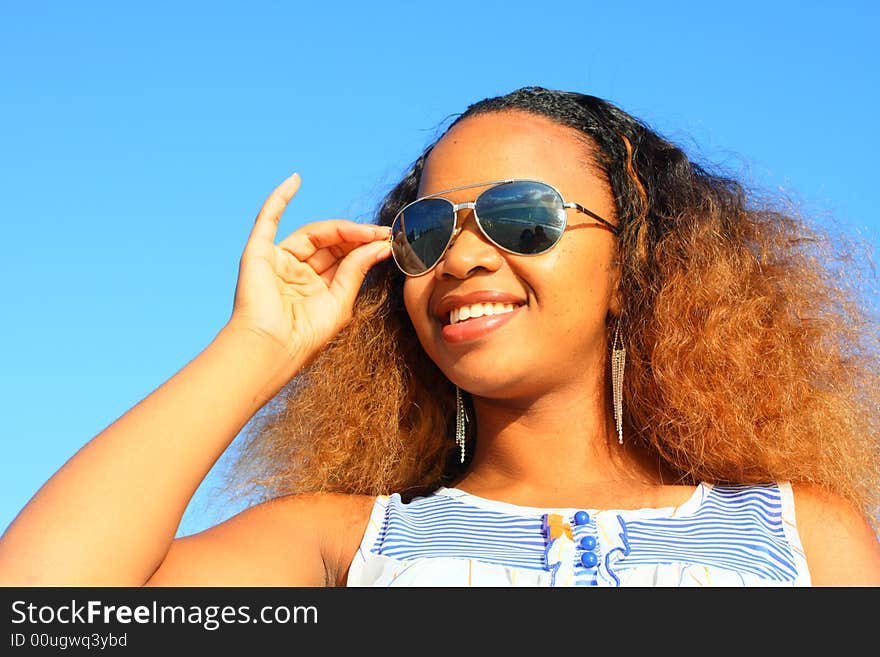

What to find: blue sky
left=1, top=1, right=878, bottom=538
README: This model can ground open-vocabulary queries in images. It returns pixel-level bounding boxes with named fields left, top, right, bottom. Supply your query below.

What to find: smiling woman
left=1, top=86, right=879, bottom=587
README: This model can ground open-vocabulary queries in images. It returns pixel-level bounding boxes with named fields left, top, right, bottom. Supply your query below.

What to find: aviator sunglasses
left=389, top=179, right=619, bottom=276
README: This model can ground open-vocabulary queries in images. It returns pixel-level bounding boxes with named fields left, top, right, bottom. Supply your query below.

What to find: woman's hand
left=226, top=172, right=392, bottom=365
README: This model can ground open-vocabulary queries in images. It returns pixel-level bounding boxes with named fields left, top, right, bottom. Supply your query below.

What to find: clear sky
left=1, top=1, right=878, bottom=538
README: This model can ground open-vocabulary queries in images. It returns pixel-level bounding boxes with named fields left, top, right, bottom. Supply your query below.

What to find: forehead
left=419, top=111, right=598, bottom=198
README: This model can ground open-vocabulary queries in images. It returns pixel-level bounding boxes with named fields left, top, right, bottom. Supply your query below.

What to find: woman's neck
left=454, top=387, right=676, bottom=505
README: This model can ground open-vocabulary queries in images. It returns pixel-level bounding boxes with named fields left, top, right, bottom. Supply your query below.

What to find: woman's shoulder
left=267, top=491, right=376, bottom=586
left=789, top=483, right=880, bottom=585
left=149, top=491, right=375, bottom=587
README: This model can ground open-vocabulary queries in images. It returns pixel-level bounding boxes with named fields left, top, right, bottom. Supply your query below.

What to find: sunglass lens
left=391, top=198, right=456, bottom=275
left=474, top=181, right=566, bottom=255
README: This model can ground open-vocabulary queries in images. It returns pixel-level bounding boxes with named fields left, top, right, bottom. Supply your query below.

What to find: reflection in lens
left=390, top=198, right=455, bottom=275
left=475, top=181, right=565, bottom=254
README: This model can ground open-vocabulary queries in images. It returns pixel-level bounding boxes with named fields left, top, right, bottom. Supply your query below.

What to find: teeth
left=449, top=302, right=518, bottom=325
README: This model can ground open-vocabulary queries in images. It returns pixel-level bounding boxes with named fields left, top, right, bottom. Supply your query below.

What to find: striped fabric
left=346, top=482, right=811, bottom=586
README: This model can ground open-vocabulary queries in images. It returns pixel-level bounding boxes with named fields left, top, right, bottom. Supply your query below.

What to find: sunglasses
left=389, top=179, right=619, bottom=276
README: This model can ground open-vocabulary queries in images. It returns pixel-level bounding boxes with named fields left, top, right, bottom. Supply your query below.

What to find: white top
left=346, top=482, right=811, bottom=586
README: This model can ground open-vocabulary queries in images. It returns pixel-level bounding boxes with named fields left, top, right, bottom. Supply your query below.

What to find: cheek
left=403, top=278, right=431, bottom=332
left=402, top=278, right=445, bottom=365
left=533, top=242, right=616, bottom=320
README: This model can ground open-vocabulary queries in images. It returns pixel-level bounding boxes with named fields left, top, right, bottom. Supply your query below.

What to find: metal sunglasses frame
left=389, top=178, right=620, bottom=277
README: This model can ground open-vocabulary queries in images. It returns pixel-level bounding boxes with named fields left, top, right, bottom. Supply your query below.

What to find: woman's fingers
left=276, top=221, right=390, bottom=280
left=246, top=172, right=302, bottom=247
left=278, top=220, right=390, bottom=262
left=242, top=173, right=392, bottom=291
left=243, top=173, right=391, bottom=282
left=326, top=240, right=392, bottom=308
left=275, top=224, right=391, bottom=286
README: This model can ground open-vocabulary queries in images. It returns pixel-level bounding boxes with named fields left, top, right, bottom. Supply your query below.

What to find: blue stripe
left=368, top=484, right=802, bottom=583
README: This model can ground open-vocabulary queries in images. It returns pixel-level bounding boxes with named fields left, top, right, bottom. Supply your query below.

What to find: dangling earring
left=455, top=386, right=468, bottom=463
left=611, top=319, right=626, bottom=445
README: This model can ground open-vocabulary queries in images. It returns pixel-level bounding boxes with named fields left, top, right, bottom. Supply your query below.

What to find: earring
left=611, top=319, right=626, bottom=445
left=455, top=386, right=468, bottom=463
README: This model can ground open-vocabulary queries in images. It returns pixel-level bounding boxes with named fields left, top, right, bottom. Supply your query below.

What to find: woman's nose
left=434, top=210, right=505, bottom=279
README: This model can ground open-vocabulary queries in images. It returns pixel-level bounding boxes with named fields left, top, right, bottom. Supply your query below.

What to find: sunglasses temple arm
left=569, top=202, right=621, bottom=236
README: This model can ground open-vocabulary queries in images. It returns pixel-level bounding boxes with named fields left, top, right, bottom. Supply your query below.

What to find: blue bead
left=580, top=551, right=598, bottom=568
left=573, top=510, right=590, bottom=525
left=579, top=535, right=597, bottom=551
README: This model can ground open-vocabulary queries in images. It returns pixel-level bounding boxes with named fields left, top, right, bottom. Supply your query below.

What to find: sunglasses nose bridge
left=437, top=200, right=510, bottom=279
left=450, top=201, right=476, bottom=222
left=445, top=200, right=477, bottom=244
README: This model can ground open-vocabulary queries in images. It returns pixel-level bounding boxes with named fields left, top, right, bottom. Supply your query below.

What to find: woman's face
left=402, top=111, right=620, bottom=400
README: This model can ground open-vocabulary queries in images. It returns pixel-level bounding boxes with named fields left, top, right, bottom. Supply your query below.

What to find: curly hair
left=223, top=87, right=880, bottom=526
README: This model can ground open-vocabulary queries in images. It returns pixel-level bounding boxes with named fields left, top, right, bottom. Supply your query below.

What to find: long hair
left=224, top=86, right=880, bottom=524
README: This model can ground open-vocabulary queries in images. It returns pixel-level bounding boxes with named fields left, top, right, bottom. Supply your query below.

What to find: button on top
left=573, top=510, right=590, bottom=525
left=580, top=551, right=598, bottom=568
left=579, top=535, right=597, bottom=551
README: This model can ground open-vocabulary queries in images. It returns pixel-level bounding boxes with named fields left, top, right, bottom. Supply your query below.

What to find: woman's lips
left=440, top=305, right=521, bottom=343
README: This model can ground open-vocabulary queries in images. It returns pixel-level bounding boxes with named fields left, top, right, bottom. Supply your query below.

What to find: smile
left=449, top=302, right=521, bottom=325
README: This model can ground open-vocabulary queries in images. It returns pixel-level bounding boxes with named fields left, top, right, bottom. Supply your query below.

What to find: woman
left=1, top=87, right=879, bottom=586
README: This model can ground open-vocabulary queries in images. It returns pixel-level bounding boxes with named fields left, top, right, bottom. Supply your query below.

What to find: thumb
left=327, top=239, right=392, bottom=309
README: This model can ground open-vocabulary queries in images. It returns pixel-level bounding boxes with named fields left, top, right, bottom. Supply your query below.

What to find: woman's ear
left=608, top=260, right=622, bottom=318
left=609, top=291, right=621, bottom=318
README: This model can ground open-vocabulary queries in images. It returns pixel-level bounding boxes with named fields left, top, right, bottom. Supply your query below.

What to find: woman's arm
left=0, top=324, right=309, bottom=586
left=144, top=492, right=373, bottom=587
left=0, top=173, right=392, bottom=586
left=793, top=483, right=880, bottom=586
